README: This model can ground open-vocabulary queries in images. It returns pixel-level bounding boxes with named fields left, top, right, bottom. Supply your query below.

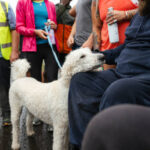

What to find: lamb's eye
left=80, top=55, right=85, bottom=59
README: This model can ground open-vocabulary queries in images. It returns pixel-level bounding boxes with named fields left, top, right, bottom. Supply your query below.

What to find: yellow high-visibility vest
left=0, top=1, right=12, bottom=60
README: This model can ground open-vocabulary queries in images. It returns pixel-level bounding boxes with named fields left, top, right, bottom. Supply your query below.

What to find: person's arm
left=16, top=0, right=36, bottom=36
left=7, top=4, right=20, bottom=62
left=45, top=3, right=57, bottom=31
left=10, top=30, right=20, bottom=62
left=16, top=0, right=48, bottom=39
left=101, top=44, right=125, bottom=65
left=92, top=0, right=103, bottom=50
left=61, top=0, right=70, bottom=6
left=82, top=33, right=93, bottom=49
left=82, top=0, right=102, bottom=49
left=51, top=3, right=57, bottom=30
left=67, top=19, right=76, bottom=48
left=69, top=5, right=76, bottom=17
left=106, top=8, right=138, bottom=25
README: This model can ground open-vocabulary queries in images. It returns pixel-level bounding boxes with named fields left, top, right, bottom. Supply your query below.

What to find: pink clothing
left=16, top=0, right=58, bottom=52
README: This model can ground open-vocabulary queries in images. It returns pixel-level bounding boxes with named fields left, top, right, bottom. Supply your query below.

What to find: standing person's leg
left=100, top=78, right=150, bottom=110
left=0, top=58, right=11, bottom=126
left=58, top=53, right=68, bottom=66
left=43, top=44, right=59, bottom=82
left=20, top=46, right=43, bottom=82
left=82, top=105, right=150, bottom=150
left=68, top=70, right=120, bottom=148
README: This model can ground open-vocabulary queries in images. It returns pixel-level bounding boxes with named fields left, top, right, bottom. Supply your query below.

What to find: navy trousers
left=0, top=58, right=10, bottom=117
left=68, top=69, right=150, bottom=147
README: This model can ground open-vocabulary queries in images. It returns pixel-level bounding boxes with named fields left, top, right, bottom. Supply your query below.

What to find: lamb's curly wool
left=9, top=48, right=105, bottom=150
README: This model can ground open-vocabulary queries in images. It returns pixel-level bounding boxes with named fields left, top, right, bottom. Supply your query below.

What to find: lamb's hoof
left=27, top=130, right=35, bottom=137
left=11, top=143, right=20, bottom=150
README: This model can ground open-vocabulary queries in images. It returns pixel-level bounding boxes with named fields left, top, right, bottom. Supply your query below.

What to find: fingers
left=106, top=11, right=117, bottom=25
left=10, top=51, right=20, bottom=63
left=44, top=21, right=55, bottom=26
left=38, top=30, right=48, bottom=39
left=41, top=30, right=48, bottom=39
left=50, top=21, right=55, bottom=25
left=42, top=30, right=48, bottom=36
left=44, top=22, right=49, bottom=26
left=67, top=36, right=74, bottom=48
left=44, top=21, right=57, bottom=29
left=107, top=17, right=117, bottom=25
left=106, top=10, right=125, bottom=25
left=51, top=24, right=57, bottom=30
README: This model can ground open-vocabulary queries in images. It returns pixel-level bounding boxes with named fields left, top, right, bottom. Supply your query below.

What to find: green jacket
left=55, top=3, right=74, bottom=26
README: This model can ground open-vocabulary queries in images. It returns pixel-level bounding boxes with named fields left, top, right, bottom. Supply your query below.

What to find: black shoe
left=2, top=112, right=11, bottom=127
left=3, top=116, right=11, bottom=126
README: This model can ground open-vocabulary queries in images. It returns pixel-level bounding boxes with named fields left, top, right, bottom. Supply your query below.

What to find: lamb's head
left=61, top=48, right=105, bottom=78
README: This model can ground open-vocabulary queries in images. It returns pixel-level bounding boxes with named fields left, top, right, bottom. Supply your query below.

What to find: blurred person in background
left=67, top=0, right=93, bottom=50
left=0, top=1, right=19, bottom=126
left=92, top=0, right=138, bottom=70
left=55, top=0, right=74, bottom=65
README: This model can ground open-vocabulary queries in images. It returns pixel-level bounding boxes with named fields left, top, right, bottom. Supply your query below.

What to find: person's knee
left=70, top=72, right=87, bottom=88
left=100, top=79, right=138, bottom=110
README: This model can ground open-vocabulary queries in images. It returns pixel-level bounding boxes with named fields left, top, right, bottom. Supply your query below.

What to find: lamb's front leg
left=53, top=124, right=69, bottom=150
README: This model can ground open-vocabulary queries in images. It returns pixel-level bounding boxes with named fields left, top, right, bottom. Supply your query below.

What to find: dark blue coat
left=103, top=13, right=150, bottom=79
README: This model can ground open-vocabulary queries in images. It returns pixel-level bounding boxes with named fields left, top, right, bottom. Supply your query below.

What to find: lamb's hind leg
left=11, top=103, right=22, bottom=150
left=26, top=110, right=35, bottom=136
left=53, top=123, right=69, bottom=150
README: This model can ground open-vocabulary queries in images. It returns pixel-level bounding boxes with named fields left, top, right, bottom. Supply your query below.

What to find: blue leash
left=45, top=25, right=62, bottom=69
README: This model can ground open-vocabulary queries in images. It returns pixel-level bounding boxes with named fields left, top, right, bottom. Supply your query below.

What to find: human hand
left=10, top=50, right=20, bottom=63
left=106, top=10, right=126, bottom=25
left=34, top=29, right=48, bottom=40
left=67, top=35, right=74, bottom=48
left=82, top=39, right=93, bottom=49
left=45, top=21, right=57, bottom=30
left=61, top=0, right=71, bottom=6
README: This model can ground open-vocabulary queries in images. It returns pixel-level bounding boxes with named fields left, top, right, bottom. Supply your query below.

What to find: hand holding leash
left=45, top=20, right=62, bottom=69
left=34, top=29, right=48, bottom=40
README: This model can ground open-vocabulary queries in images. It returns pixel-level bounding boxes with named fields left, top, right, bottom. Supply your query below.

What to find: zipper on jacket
left=63, top=24, right=65, bottom=52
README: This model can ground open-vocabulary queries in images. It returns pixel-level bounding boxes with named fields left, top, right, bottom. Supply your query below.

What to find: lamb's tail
left=10, top=59, right=30, bottom=83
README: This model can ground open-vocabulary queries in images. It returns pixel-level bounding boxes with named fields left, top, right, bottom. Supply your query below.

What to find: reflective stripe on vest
left=0, top=22, right=9, bottom=27
left=0, top=1, right=12, bottom=60
left=1, top=43, right=11, bottom=48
